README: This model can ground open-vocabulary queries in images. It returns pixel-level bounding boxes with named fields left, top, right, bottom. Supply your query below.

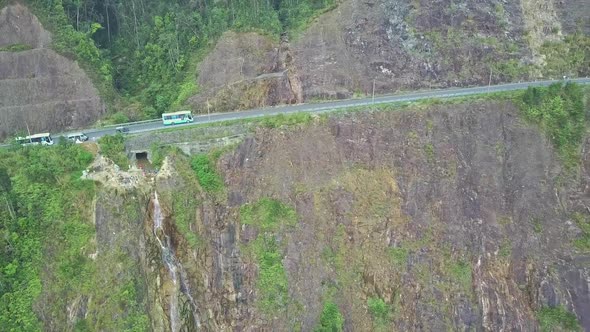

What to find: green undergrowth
left=0, top=143, right=93, bottom=329
left=537, top=306, right=581, bottom=332
left=240, top=198, right=298, bottom=231
left=519, top=82, right=587, bottom=170
left=190, top=153, right=224, bottom=194
left=0, top=142, right=151, bottom=330
left=315, top=301, right=344, bottom=332
left=367, top=297, right=391, bottom=329
left=446, top=259, right=472, bottom=291
left=0, top=43, right=33, bottom=52
left=150, top=143, right=170, bottom=169
left=259, top=112, right=316, bottom=128
left=571, top=213, right=590, bottom=252
left=389, top=247, right=409, bottom=267
left=97, top=134, right=128, bottom=167
left=170, top=151, right=204, bottom=248
left=190, top=143, right=240, bottom=196
left=540, top=33, right=590, bottom=78
left=240, top=198, right=297, bottom=315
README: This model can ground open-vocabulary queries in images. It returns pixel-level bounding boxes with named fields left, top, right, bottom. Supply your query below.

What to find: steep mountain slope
left=0, top=4, right=104, bottom=139
left=1, top=87, right=589, bottom=330
left=191, top=0, right=589, bottom=112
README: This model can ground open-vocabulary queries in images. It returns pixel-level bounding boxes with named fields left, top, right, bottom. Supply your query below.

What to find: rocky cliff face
left=0, top=4, right=104, bottom=139
left=211, top=102, right=589, bottom=330
left=44, top=99, right=589, bottom=331
left=105, top=100, right=586, bottom=331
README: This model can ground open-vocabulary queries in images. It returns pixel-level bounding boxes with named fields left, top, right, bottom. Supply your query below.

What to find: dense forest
left=11, top=0, right=334, bottom=121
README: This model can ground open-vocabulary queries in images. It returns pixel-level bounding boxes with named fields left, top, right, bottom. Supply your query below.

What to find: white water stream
left=153, top=192, right=200, bottom=331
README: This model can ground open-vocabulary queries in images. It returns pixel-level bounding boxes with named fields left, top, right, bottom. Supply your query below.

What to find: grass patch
left=367, top=297, right=390, bottom=327
left=571, top=213, right=590, bottom=252
left=519, top=82, right=586, bottom=170
left=498, top=216, right=512, bottom=226
left=531, top=217, right=543, bottom=234
left=240, top=198, right=298, bottom=314
left=259, top=112, right=315, bottom=128
left=423, top=143, right=435, bottom=163
left=171, top=191, right=202, bottom=248
left=537, top=306, right=581, bottom=332
left=389, top=247, right=409, bottom=268
left=190, top=154, right=223, bottom=193
left=0, top=43, right=33, bottom=52
left=240, top=198, right=298, bottom=232
left=540, top=33, right=590, bottom=78
left=498, top=240, right=512, bottom=258
left=447, top=259, right=472, bottom=291
left=250, top=234, right=290, bottom=313
left=314, top=301, right=344, bottom=332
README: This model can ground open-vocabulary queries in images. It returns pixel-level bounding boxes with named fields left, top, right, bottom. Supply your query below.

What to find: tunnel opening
left=135, top=152, right=148, bottom=160
left=133, top=151, right=154, bottom=171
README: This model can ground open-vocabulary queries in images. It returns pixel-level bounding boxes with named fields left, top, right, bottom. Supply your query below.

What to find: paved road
left=6, top=78, right=590, bottom=145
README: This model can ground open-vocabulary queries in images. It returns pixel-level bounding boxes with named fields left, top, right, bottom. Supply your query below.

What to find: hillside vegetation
left=6, top=0, right=334, bottom=121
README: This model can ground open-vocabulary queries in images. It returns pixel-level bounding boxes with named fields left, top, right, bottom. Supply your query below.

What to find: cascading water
left=152, top=192, right=200, bottom=331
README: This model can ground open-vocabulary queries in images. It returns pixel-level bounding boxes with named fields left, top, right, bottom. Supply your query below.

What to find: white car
left=67, top=133, right=89, bottom=143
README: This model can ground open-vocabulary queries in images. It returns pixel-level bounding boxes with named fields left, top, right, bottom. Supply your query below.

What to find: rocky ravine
left=0, top=4, right=104, bottom=140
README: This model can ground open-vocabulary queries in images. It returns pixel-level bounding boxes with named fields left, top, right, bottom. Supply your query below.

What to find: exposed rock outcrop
left=0, top=4, right=104, bottom=139
left=0, top=3, right=51, bottom=48
left=189, top=31, right=302, bottom=113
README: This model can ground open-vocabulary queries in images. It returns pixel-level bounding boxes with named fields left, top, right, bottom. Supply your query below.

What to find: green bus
left=162, top=111, right=194, bottom=125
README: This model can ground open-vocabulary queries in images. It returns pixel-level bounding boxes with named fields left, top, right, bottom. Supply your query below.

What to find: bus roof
left=67, top=132, right=86, bottom=137
left=162, top=110, right=192, bottom=116
left=27, top=133, right=51, bottom=139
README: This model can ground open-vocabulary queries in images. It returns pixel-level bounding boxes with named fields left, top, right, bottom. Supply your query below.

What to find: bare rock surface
left=210, top=102, right=590, bottom=330
left=0, top=3, right=51, bottom=48
left=0, top=4, right=104, bottom=139
left=190, top=31, right=302, bottom=113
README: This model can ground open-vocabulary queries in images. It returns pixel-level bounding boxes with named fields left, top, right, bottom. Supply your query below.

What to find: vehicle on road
left=162, top=111, right=194, bottom=125
left=116, top=126, right=130, bottom=134
left=16, top=133, right=54, bottom=146
left=67, top=132, right=88, bottom=143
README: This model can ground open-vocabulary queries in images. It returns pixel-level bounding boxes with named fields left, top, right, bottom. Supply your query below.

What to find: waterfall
left=152, top=192, right=200, bottom=331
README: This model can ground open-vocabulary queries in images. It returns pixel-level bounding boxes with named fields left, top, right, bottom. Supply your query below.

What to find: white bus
left=162, top=111, right=194, bottom=125
left=16, top=133, right=54, bottom=146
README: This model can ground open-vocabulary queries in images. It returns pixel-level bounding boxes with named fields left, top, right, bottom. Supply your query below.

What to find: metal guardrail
left=99, top=118, right=161, bottom=128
